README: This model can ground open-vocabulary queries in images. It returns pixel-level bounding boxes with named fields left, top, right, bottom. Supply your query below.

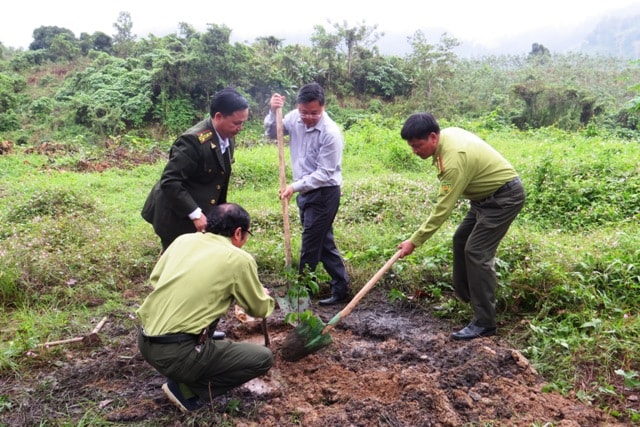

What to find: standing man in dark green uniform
left=142, top=88, right=249, bottom=251
left=397, top=113, right=526, bottom=341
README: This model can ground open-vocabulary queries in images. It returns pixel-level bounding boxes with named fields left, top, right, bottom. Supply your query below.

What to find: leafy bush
left=0, top=73, right=26, bottom=112
left=55, top=56, right=153, bottom=136
left=152, top=96, right=198, bottom=136
left=28, top=97, right=55, bottom=119
left=525, top=155, right=639, bottom=231
left=0, top=111, right=20, bottom=132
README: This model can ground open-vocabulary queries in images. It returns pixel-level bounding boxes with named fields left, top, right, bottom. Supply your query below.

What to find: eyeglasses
left=299, top=113, right=322, bottom=119
left=243, top=229, right=253, bottom=237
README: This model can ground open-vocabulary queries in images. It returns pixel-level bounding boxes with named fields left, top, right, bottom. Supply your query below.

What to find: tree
left=143, top=24, right=252, bottom=118
left=629, top=61, right=640, bottom=113
left=243, top=41, right=316, bottom=113
left=79, top=32, right=113, bottom=55
left=359, top=55, right=411, bottom=99
left=112, top=11, right=136, bottom=57
left=310, top=25, right=341, bottom=89
left=177, top=22, right=198, bottom=42
left=405, top=31, right=460, bottom=115
left=90, top=32, right=113, bottom=54
left=329, top=20, right=382, bottom=79
left=29, top=26, right=76, bottom=51
left=530, top=43, right=550, bottom=57
left=528, top=43, right=551, bottom=66
left=309, top=21, right=386, bottom=97
left=186, top=23, right=253, bottom=106
left=255, top=36, right=284, bottom=51
left=0, top=72, right=26, bottom=131
left=48, top=33, right=80, bottom=61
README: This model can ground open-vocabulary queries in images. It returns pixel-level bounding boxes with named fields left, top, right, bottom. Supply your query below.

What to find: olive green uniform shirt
left=137, top=233, right=274, bottom=336
left=409, top=127, right=518, bottom=247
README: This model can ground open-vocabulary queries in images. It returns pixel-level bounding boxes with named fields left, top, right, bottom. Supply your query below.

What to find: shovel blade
left=281, top=315, right=333, bottom=362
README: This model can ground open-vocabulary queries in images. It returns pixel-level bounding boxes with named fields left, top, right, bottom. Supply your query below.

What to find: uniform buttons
left=216, top=185, right=221, bottom=190
left=210, top=199, right=216, bottom=204
left=208, top=169, right=212, bottom=173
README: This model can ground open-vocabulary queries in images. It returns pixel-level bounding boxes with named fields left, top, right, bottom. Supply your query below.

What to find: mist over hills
left=3, top=3, right=638, bottom=59
left=262, top=3, right=640, bottom=58
left=389, top=3, right=640, bottom=58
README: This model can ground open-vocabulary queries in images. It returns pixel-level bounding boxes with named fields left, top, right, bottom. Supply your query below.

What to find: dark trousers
left=296, top=186, right=349, bottom=296
left=138, top=332, right=273, bottom=401
left=452, top=179, right=526, bottom=328
left=159, top=218, right=196, bottom=252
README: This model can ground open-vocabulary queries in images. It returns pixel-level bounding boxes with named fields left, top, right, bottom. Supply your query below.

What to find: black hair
left=400, top=113, right=441, bottom=141
left=296, top=83, right=325, bottom=106
left=205, top=203, right=251, bottom=237
left=210, top=88, right=249, bottom=117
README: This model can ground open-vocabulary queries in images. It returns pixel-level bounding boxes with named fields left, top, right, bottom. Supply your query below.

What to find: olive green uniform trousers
left=138, top=332, right=273, bottom=401
left=452, top=179, right=526, bottom=328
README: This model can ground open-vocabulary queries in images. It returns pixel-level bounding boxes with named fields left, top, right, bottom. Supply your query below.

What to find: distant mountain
left=375, top=4, right=640, bottom=58
left=581, top=12, right=640, bottom=57
left=232, top=4, right=640, bottom=59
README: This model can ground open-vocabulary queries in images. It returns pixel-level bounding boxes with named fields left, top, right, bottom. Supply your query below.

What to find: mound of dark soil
left=0, top=289, right=625, bottom=426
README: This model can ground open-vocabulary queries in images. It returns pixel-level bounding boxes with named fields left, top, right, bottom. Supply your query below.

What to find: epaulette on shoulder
left=197, top=130, right=214, bottom=144
left=437, top=155, right=445, bottom=174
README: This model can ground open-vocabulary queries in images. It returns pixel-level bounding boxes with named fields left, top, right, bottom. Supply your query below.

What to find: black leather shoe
left=318, top=294, right=348, bottom=306
left=451, top=323, right=496, bottom=341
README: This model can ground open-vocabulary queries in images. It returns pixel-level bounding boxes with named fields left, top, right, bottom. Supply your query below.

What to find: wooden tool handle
left=276, top=108, right=292, bottom=269
left=91, top=316, right=109, bottom=334
left=335, top=250, right=403, bottom=321
left=262, top=318, right=270, bottom=347
left=41, top=316, right=108, bottom=348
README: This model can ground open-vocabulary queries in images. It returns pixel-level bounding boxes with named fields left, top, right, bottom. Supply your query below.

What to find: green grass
left=0, top=117, right=639, bottom=421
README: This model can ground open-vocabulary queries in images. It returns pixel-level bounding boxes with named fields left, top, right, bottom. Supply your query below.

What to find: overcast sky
left=3, top=0, right=639, bottom=52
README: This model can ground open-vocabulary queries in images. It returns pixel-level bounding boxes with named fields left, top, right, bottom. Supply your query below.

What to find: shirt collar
left=297, top=115, right=324, bottom=132
left=214, top=129, right=229, bottom=153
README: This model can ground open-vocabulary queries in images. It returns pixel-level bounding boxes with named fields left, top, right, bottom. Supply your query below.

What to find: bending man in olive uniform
left=142, top=88, right=249, bottom=251
left=137, top=203, right=274, bottom=413
left=397, top=113, right=526, bottom=341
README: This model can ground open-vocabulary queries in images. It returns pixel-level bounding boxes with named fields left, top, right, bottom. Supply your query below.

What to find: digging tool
left=276, top=107, right=292, bottom=269
left=274, top=106, right=311, bottom=314
left=281, top=250, right=403, bottom=362
left=40, top=316, right=108, bottom=349
left=261, top=318, right=271, bottom=347
left=235, top=304, right=270, bottom=347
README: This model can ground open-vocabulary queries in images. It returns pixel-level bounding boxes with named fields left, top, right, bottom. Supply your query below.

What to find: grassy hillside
left=0, top=116, right=639, bottom=421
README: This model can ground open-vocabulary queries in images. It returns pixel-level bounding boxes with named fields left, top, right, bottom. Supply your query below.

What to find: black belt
left=493, top=177, right=521, bottom=195
left=141, top=331, right=198, bottom=344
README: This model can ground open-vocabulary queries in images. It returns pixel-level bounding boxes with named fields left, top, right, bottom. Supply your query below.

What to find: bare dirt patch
left=0, top=288, right=626, bottom=426
left=18, top=142, right=166, bottom=172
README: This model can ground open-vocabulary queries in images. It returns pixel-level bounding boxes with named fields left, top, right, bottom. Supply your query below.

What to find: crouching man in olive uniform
left=137, top=203, right=274, bottom=412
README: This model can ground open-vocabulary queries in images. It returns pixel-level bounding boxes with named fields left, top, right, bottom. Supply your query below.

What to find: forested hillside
left=0, top=12, right=639, bottom=148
